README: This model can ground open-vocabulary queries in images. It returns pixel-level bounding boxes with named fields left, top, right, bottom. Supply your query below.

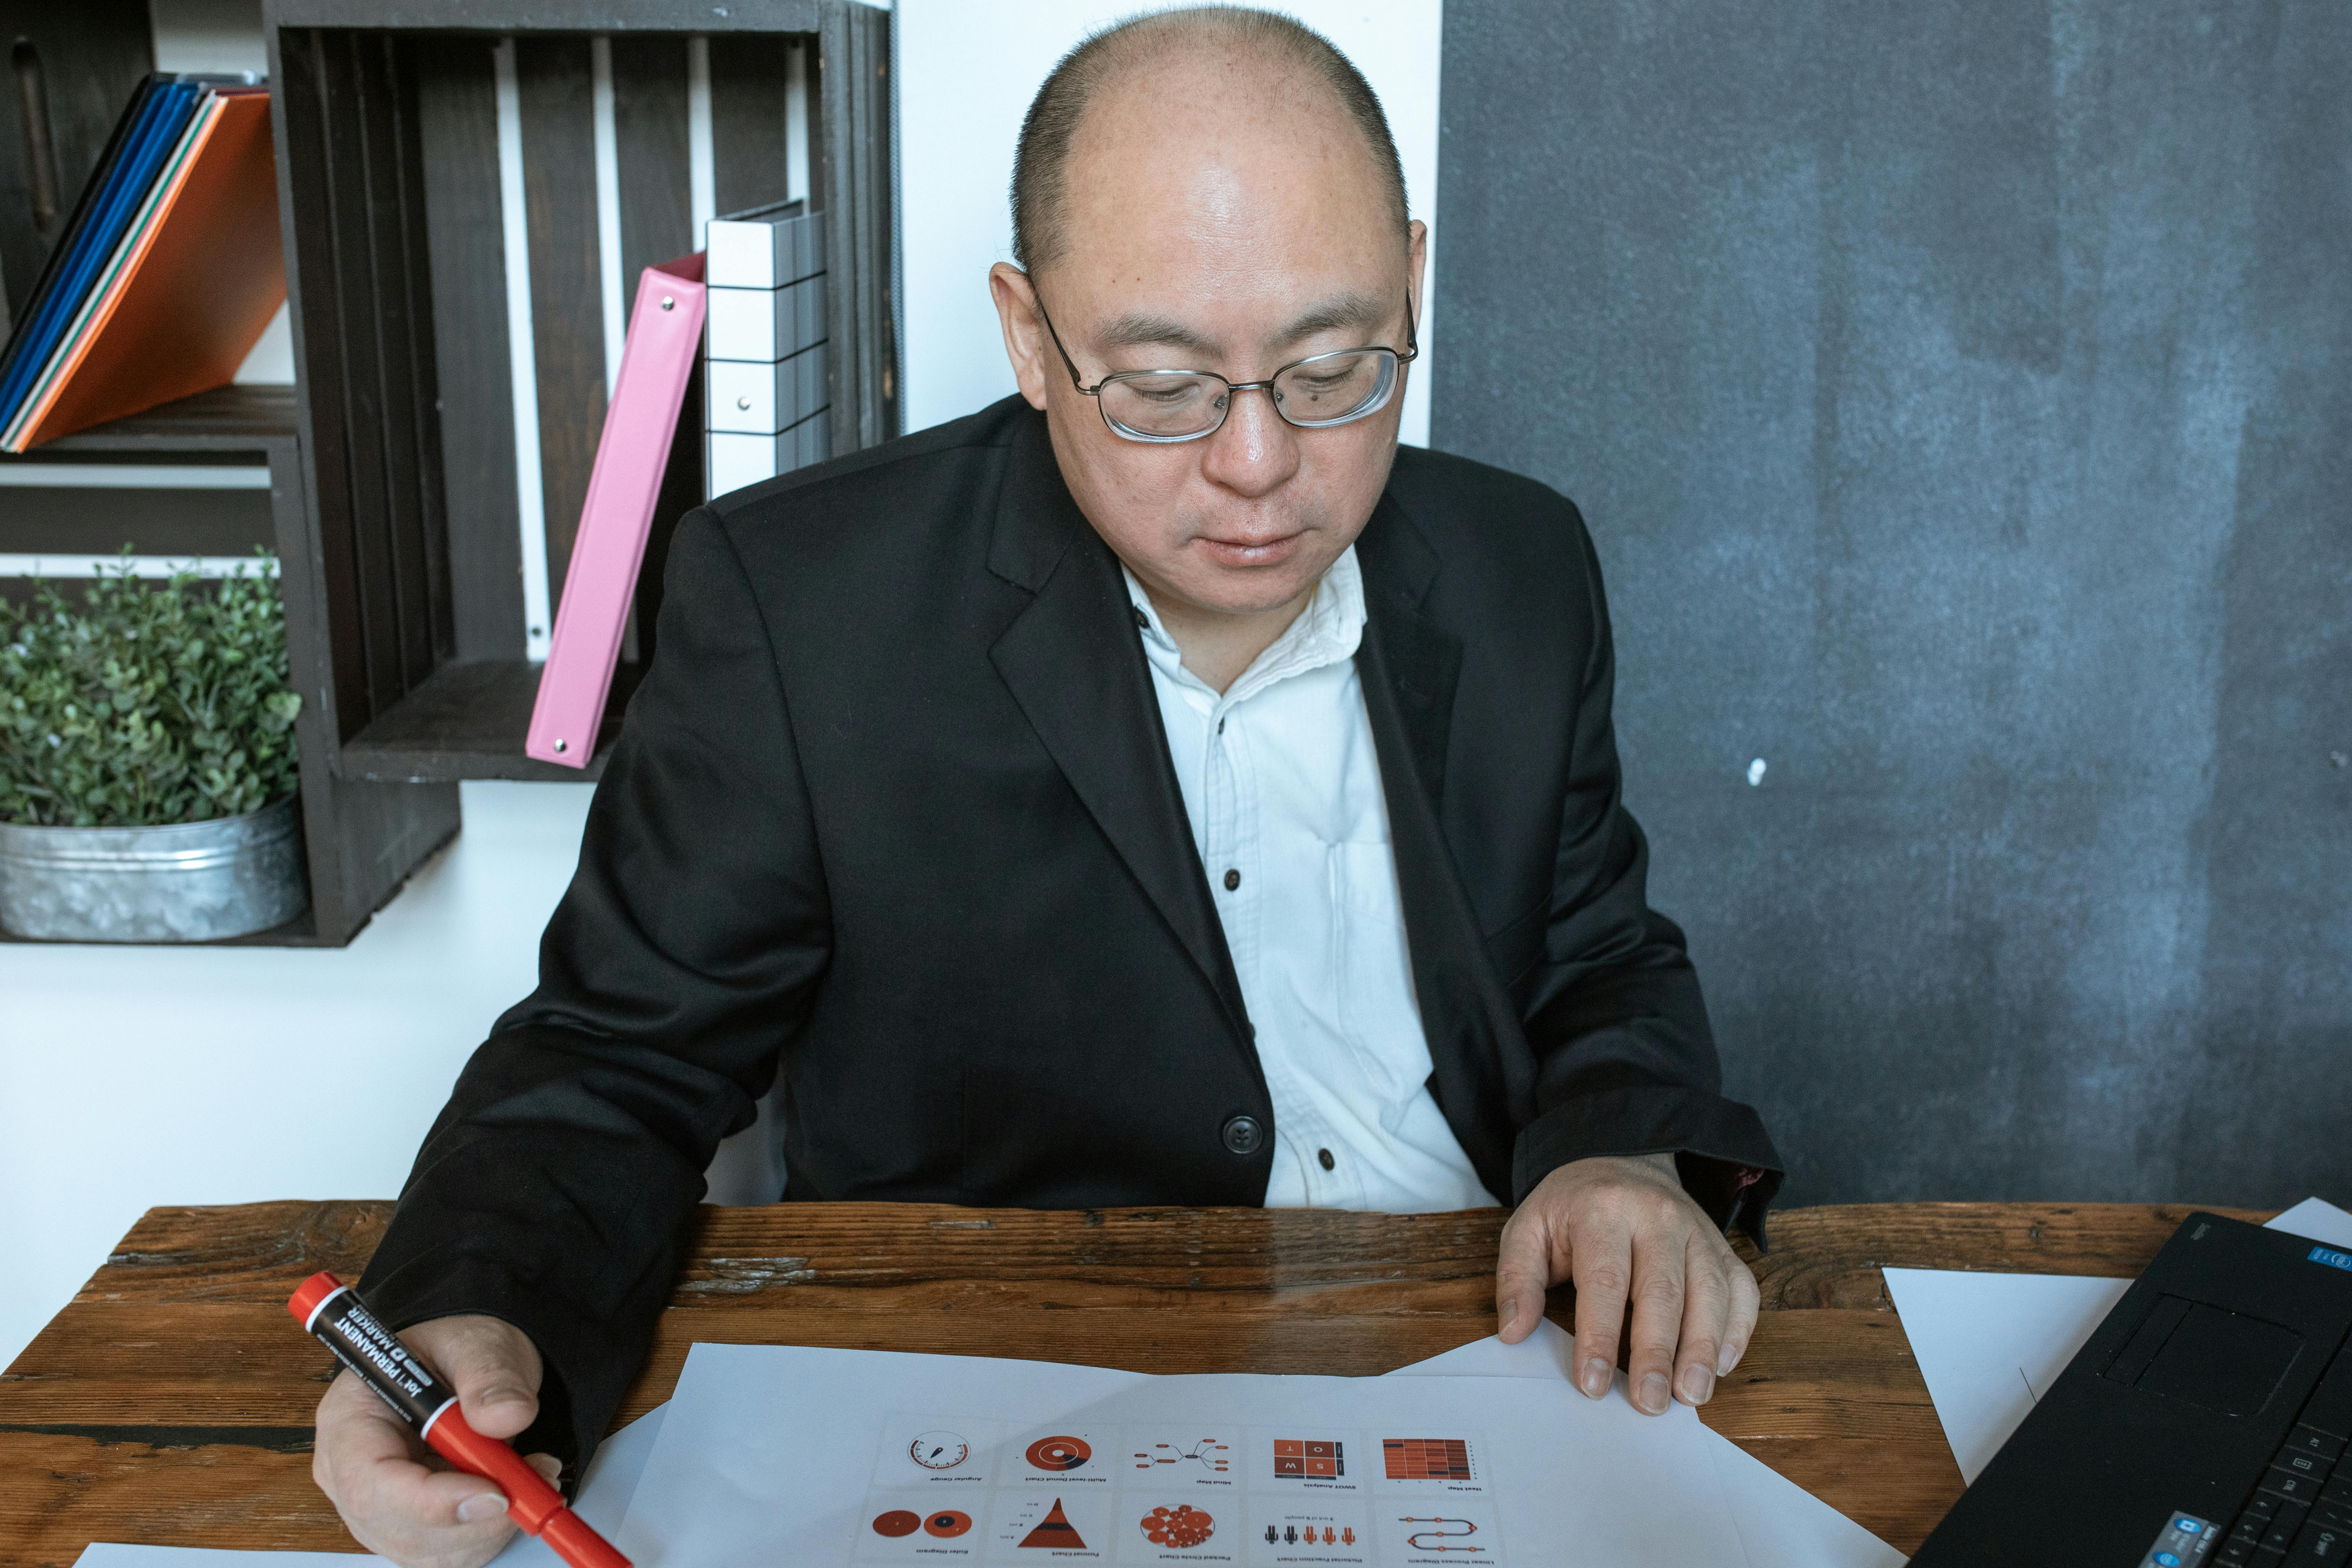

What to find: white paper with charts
left=616, top=1343, right=1748, bottom=1566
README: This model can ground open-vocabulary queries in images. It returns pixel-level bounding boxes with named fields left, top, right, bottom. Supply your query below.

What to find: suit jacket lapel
left=1355, top=495, right=1521, bottom=1202
left=1352, top=494, right=1460, bottom=810
left=985, top=411, right=1250, bottom=1036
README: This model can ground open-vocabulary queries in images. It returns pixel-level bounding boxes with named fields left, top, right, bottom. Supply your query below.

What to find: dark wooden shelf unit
left=261, top=0, right=895, bottom=785
left=0, top=386, right=460, bottom=946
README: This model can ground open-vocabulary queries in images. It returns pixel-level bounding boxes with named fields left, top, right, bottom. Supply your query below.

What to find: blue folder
left=0, top=78, right=204, bottom=426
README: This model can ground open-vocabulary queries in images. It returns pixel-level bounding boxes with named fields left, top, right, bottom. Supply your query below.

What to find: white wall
left=148, top=0, right=295, bottom=383
left=897, top=0, right=1442, bottom=445
left=0, top=782, right=594, bottom=1369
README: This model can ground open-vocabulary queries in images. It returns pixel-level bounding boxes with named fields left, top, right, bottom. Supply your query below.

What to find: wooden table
left=0, top=1200, right=2263, bottom=1565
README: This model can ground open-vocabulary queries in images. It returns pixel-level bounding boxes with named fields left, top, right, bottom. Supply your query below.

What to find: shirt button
left=1220, top=1115, right=1264, bottom=1156
left=1223, top=869, right=1241, bottom=891
left=1131, top=605, right=1148, bottom=628
left=1318, top=1148, right=1335, bottom=1171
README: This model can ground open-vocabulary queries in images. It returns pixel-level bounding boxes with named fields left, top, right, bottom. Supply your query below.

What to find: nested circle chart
left=1026, top=1434, right=1092, bottom=1471
left=871, top=1509, right=921, bottom=1538
left=1141, top=1504, right=1215, bottom=1548
left=923, top=1510, right=972, bottom=1538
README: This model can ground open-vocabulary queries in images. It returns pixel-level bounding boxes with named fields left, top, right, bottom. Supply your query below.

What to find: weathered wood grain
left=0, top=1199, right=2264, bottom=1567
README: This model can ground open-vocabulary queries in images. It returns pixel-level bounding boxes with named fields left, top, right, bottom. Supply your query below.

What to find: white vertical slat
left=591, top=36, right=626, bottom=400
left=494, top=37, right=552, bottom=662
left=784, top=38, right=810, bottom=205
left=687, top=36, right=716, bottom=245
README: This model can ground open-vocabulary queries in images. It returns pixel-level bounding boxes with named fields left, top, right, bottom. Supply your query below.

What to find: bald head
left=1010, top=6, right=1408, bottom=274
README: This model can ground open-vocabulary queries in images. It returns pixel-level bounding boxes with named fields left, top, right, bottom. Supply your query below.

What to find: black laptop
left=1913, top=1212, right=2352, bottom=1566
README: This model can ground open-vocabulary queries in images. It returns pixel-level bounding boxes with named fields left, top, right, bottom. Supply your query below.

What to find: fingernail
left=475, top=1384, right=531, bottom=1408
left=456, top=1493, right=509, bottom=1524
left=1679, top=1366, right=1715, bottom=1405
left=1498, top=1304, right=1521, bottom=1341
left=1717, top=1344, right=1741, bottom=1377
left=1579, top=1357, right=1611, bottom=1398
left=1638, top=1372, right=1671, bottom=1413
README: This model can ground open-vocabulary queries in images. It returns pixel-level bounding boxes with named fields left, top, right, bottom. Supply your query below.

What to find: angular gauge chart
left=872, top=1414, right=1003, bottom=1489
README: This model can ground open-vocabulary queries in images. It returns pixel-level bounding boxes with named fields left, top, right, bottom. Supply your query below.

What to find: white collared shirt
left=1124, top=548, right=1500, bottom=1214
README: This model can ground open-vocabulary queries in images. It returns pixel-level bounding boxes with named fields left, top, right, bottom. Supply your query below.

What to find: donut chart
left=1025, top=1435, right=1092, bottom=1472
left=923, top=1509, right=972, bottom=1538
left=871, top=1509, right=920, bottom=1538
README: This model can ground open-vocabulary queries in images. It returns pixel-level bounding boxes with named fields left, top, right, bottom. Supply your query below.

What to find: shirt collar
left=1122, top=546, right=1367, bottom=705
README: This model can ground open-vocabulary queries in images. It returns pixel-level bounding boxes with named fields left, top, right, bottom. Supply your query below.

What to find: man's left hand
left=1492, top=1153, right=1759, bottom=1415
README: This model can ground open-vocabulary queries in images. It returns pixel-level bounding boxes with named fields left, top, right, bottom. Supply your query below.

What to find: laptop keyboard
left=2214, top=1348, right=2352, bottom=1565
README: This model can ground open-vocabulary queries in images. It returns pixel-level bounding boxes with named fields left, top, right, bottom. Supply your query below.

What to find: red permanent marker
left=287, top=1271, right=630, bottom=1568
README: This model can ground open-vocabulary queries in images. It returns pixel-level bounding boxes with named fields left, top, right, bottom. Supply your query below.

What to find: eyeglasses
left=1033, top=291, right=1419, bottom=444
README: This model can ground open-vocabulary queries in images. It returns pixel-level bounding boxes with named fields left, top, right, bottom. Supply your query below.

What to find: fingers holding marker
left=313, top=1368, right=519, bottom=1568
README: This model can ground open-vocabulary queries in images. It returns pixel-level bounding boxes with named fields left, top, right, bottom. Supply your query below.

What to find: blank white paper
left=1884, top=1195, right=2352, bottom=1485
left=1386, top=1319, right=1907, bottom=1568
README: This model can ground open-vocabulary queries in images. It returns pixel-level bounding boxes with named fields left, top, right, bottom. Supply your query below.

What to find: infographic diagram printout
left=859, top=1412, right=1497, bottom=1564
left=616, top=1344, right=1751, bottom=1568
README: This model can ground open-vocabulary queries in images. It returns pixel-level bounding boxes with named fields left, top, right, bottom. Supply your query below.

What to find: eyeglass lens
left=1099, top=350, right=1398, bottom=441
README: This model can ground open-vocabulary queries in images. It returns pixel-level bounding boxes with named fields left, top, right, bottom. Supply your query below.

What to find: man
left=315, top=10, right=1782, bottom=1566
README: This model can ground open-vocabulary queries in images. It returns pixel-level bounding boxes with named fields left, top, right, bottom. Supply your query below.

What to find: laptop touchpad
left=2128, top=1301, right=2303, bottom=1415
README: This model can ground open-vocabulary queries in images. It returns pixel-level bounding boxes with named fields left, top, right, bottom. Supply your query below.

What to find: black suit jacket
left=360, top=396, right=1781, bottom=1473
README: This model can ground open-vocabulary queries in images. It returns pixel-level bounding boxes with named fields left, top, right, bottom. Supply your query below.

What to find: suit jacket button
left=1221, top=1115, right=1264, bottom=1156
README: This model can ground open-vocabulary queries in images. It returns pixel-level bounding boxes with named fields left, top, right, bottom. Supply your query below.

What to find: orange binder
left=8, top=90, right=283, bottom=449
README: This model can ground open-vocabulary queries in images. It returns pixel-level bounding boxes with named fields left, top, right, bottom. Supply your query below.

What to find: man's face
left=991, top=59, right=1426, bottom=619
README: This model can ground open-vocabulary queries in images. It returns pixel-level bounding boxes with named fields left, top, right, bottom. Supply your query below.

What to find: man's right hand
left=311, top=1313, right=560, bottom=1568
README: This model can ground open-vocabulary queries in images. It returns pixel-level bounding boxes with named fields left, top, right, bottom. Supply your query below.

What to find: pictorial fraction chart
left=859, top=1416, right=1501, bottom=1564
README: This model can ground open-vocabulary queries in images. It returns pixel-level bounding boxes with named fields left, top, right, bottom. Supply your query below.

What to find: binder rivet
left=553, top=739, right=568, bottom=754
left=737, top=396, right=751, bottom=409
left=660, top=296, right=675, bottom=310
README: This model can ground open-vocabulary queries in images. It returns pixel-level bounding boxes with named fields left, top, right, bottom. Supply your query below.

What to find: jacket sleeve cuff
left=1510, top=1084, right=1785, bottom=1248
left=356, top=1245, right=658, bottom=1490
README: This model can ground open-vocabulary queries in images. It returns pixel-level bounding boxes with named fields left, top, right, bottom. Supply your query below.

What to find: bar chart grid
left=1382, top=1439, right=1472, bottom=1480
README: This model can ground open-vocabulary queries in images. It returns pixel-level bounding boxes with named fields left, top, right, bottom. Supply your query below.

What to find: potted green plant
left=0, top=556, right=307, bottom=941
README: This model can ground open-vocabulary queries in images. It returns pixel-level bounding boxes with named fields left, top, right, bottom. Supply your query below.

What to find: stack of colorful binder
left=0, top=74, right=286, bottom=453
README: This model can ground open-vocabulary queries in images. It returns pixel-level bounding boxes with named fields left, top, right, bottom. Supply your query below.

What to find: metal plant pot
left=0, top=795, right=309, bottom=942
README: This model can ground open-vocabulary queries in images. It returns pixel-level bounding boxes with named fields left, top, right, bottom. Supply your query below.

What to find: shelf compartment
left=0, top=386, right=458, bottom=945
left=261, top=1, right=895, bottom=784
left=341, top=659, right=643, bottom=782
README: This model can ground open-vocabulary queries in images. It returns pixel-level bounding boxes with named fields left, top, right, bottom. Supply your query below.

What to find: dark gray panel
left=610, top=33, right=698, bottom=666
left=517, top=36, right=603, bottom=613
left=0, top=1, right=150, bottom=325
left=1433, top=0, right=2352, bottom=1207
left=709, top=33, right=793, bottom=219
left=413, top=36, right=527, bottom=662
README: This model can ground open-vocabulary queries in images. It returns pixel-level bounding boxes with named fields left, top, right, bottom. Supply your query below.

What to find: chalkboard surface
left=1432, top=1, right=2350, bottom=1206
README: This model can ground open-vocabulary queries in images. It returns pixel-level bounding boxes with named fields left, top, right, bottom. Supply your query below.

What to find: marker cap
left=288, top=1271, right=344, bottom=1327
